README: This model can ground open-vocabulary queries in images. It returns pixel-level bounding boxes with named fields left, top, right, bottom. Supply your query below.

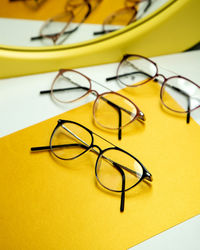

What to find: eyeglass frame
left=40, top=68, right=145, bottom=140
left=31, top=119, right=153, bottom=212
left=93, top=0, right=152, bottom=35
left=106, top=53, right=200, bottom=123
left=30, top=0, right=102, bottom=43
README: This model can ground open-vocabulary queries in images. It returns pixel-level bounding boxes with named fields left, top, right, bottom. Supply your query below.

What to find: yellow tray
left=0, top=0, right=200, bottom=78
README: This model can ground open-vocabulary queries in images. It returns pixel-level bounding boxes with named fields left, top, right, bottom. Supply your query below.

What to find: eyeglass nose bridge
left=90, top=89, right=99, bottom=97
left=154, top=73, right=167, bottom=83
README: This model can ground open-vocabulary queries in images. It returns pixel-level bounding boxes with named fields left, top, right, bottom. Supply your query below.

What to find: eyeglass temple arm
left=111, top=160, right=152, bottom=182
left=100, top=96, right=122, bottom=140
left=167, top=85, right=191, bottom=124
left=31, top=26, right=79, bottom=41
left=112, top=162, right=125, bottom=212
left=186, top=97, right=191, bottom=124
left=99, top=95, right=145, bottom=123
left=31, top=143, right=88, bottom=152
left=31, top=3, right=92, bottom=41
left=40, top=86, right=89, bottom=94
left=93, top=29, right=118, bottom=36
left=106, top=71, right=153, bottom=82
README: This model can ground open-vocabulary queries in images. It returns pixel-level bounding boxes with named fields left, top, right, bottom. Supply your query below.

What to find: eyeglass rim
left=39, top=11, right=75, bottom=44
left=92, top=91, right=142, bottom=130
left=95, top=146, right=147, bottom=192
left=102, top=6, right=137, bottom=30
left=160, top=75, right=200, bottom=114
left=49, top=119, right=94, bottom=160
left=50, top=68, right=92, bottom=104
left=117, top=54, right=158, bottom=87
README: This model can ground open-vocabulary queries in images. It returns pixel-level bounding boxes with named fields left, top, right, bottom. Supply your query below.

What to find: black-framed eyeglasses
left=30, top=0, right=102, bottom=44
left=31, top=119, right=153, bottom=212
left=106, top=54, right=200, bottom=123
left=93, top=0, right=151, bottom=36
left=39, top=69, right=145, bottom=140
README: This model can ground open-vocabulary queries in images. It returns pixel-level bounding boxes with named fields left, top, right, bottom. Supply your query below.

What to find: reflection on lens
left=51, top=70, right=90, bottom=103
left=50, top=121, right=92, bottom=160
left=96, top=148, right=143, bottom=191
left=64, top=3, right=90, bottom=33
left=103, top=7, right=137, bottom=34
left=94, top=92, right=137, bottom=130
left=162, top=77, right=200, bottom=113
left=117, top=55, right=157, bottom=86
left=40, top=12, right=74, bottom=45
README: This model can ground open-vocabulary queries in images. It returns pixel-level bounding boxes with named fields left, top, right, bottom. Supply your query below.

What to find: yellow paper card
left=0, top=82, right=200, bottom=250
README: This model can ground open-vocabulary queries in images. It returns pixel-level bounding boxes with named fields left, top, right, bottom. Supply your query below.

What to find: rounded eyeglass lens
left=65, top=3, right=90, bottom=32
left=40, top=11, right=73, bottom=45
left=96, top=148, right=143, bottom=192
left=117, top=55, right=157, bottom=87
left=161, top=77, right=200, bottom=113
left=103, top=7, right=137, bottom=34
left=50, top=122, right=92, bottom=160
left=94, top=92, right=137, bottom=130
left=51, top=70, right=91, bottom=103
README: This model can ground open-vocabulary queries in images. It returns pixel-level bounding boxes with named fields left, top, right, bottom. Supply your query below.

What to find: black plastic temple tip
left=31, top=146, right=50, bottom=151
left=186, top=112, right=190, bottom=124
left=120, top=191, right=125, bottom=212
left=106, top=76, right=117, bottom=81
left=40, top=90, right=51, bottom=94
left=93, top=31, right=106, bottom=35
left=31, top=35, right=43, bottom=41
left=118, top=129, right=122, bottom=140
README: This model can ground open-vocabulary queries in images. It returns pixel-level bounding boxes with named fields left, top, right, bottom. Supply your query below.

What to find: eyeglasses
left=106, top=54, right=200, bottom=123
left=9, top=0, right=46, bottom=9
left=31, top=119, right=153, bottom=212
left=40, top=69, right=145, bottom=140
left=94, top=0, right=151, bottom=35
left=31, top=0, right=102, bottom=44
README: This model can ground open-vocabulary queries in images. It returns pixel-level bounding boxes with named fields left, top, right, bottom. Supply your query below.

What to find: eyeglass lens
left=96, top=148, right=143, bottom=192
left=51, top=70, right=91, bottom=103
left=117, top=55, right=157, bottom=87
left=94, top=92, right=138, bottom=130
left=40, top=1, right=90, bottom=44
left=102, top=7, right=137, bottom=34
left=50, top=121, right=92, bottom=160
left=161, top=77, right=200, bottom=113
